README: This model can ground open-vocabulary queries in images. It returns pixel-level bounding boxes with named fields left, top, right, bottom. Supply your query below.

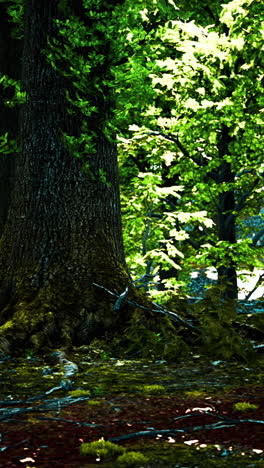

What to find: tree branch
left=146, top=131, right=208, bottom=167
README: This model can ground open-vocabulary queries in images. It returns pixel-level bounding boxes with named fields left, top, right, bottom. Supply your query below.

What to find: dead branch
left=93, top=282, right=201, bottom=333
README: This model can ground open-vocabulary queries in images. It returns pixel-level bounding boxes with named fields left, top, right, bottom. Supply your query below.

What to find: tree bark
left=0, top=0, right=149, bottom=355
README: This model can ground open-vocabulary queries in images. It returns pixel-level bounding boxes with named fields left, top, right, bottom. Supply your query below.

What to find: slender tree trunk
left=0, top=0, right=149, bottom=355
left=216, top=126, right=238, bottom=300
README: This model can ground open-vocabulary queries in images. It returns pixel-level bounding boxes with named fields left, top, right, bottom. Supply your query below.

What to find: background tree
left=118, top=0, right=264, bottom=302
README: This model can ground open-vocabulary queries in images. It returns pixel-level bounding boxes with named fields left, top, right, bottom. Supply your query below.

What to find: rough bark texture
left=0, top=0, right=151, bottom=355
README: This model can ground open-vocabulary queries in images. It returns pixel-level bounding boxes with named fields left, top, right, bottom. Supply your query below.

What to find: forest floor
left=0, top=344, right=264, bottom=467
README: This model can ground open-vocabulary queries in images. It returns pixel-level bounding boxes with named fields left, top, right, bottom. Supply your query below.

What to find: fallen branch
left=108, top=422, right=235, bottom=443
left=0, top=438, right=30, bottom=453
left=204, top=410, right=264, bottom=425
left=109, top=410, right=264, bottom=443
left=0, top=395, right=90, bottom=422
left=93, top=283, right=200, bottom=333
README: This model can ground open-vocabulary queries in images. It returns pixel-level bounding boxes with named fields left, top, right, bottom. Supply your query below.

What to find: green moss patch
left=123, top=441, right=264, bottom=467
left=136, top=384, right=166, bottom=395
left=233, top=401, right=259, bottom=412
left=87, top=399, right=102, bottom=406
left=80, top=439, right=125, bottom=458
left=117, top=451, right=149, bottom=465
left=68, top=389, right=90, bottom=397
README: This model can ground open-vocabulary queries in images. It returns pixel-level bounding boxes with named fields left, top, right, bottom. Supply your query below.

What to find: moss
left=123, top=441, right=264, bottom=467
left=80, top=439, right=125, bottom=458
left=68, top=389, right=90, bottom=397
left=184, top=390, right=207, bottom=398
left=87, top=399, right=101, bottom=406
left=0, top=249, right=146, bottom=355
left=117, top=451, right=149, bottom=465
left=137, top=384, right=166, bottom=395
left=233, top=401, right=259, bottom=412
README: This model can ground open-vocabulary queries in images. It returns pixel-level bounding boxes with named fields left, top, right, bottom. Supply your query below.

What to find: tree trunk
left=216, top=126, right=238, bottom=300
left=0, top=0, right=148, bottom=355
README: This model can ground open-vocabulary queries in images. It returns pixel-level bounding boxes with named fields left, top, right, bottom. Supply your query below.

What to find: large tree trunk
left=0, top=0, right=147, bottom=355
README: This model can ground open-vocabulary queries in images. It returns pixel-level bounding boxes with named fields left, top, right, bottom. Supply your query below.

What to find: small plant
left=233, top=401, right=259, bottom=412
left=138, top=384, right=165, bottom=395
left=68, top=389, right=90, bottom=397
left=117, top=451, right=149, bottom=466
left=80, top=439, right=125, bottom=458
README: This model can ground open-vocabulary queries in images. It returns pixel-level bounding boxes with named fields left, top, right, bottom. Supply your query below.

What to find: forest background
left=0, top=0, right=263, bottom=359
left=116, top=0, right=264, bottom=303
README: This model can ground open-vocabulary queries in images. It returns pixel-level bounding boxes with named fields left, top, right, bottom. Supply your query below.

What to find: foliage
left=121, top=313, right=190, bottom=360
left=0, top=72, right=24, bottom=157
left=1, top=0, right=24, bottom=39
left=0, top=132, right=19, bottom=155
left=195, top=285, right=254, bottom=360
left=118, top=0, right=264, bottom=298
left=42, top=0, right=132, bottom=177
